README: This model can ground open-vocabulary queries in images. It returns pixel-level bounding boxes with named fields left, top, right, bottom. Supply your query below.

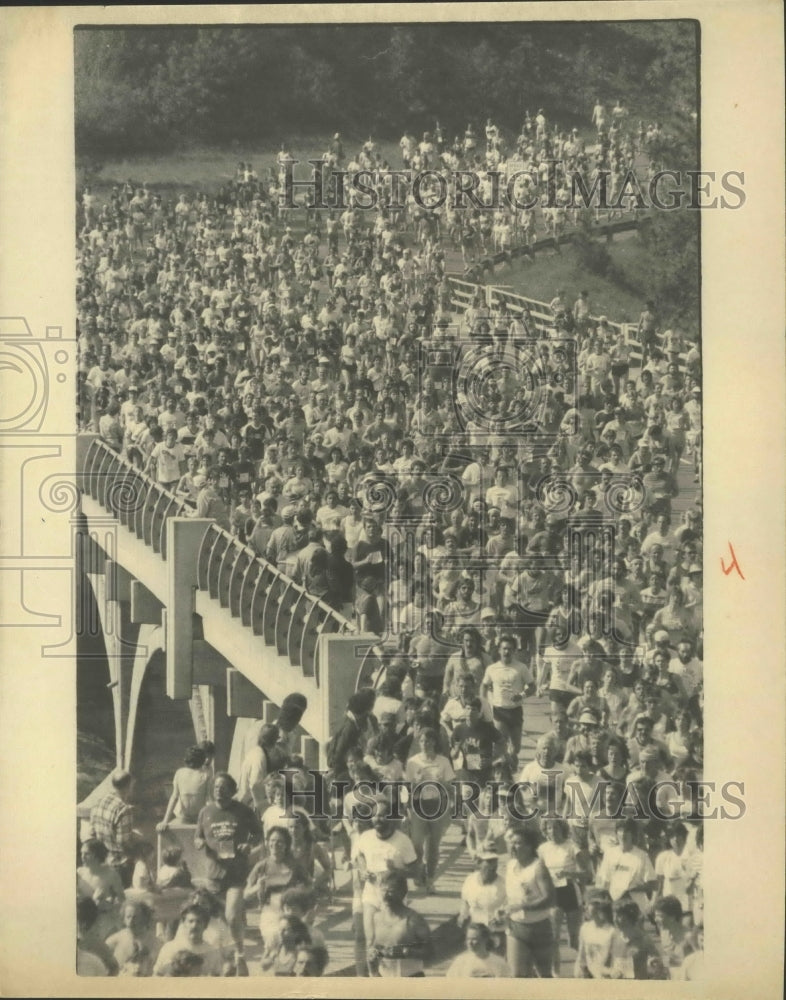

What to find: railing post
left=165, top=518, right=211, bottom=699
left=316, top=633, right=377, bottom=768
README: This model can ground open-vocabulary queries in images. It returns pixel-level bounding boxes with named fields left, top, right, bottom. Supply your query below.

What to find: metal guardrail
left=78, top=437, right=358, bottom=692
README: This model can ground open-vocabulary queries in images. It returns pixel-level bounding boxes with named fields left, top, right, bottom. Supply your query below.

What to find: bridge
left=75, top=434, right=379, bottom=799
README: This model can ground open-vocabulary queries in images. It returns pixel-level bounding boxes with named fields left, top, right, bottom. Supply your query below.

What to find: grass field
left=79, top=136, right=403, bottom=196
left=481, top=235, right=646, bottom=321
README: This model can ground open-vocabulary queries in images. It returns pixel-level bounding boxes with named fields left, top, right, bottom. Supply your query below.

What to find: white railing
left=448, top=277, right=648, bottom=358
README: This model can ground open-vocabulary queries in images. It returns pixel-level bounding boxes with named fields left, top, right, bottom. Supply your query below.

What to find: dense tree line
left=75, top=22, right=698, bottom=156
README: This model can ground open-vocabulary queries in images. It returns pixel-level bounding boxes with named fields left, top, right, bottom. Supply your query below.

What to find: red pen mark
left=720, top=542, right=745, bottom=579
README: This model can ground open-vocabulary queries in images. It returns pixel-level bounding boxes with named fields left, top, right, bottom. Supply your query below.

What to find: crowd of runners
left=76, top=105, right=704, bottom=978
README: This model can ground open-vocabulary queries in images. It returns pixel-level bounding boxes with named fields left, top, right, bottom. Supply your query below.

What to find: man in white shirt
left=158, top=396, right=186, bottom=434
left=147, top=428, right=186, bottom=490
left=153, top=904, right=222, bottom=975
left=640, top=513, right=680, bottom=565
left=458, top=848, right=507, bottom=932
left=595, top=819, right=657, bottom=913
left=481, top=636, right=534, bottom=758
left=354, top=799, right=418, bottom=946
left=518, top=733, right=567, bottom=812
left=669, top=638, right=703, bottom=697
left=485, top=466, right=519, bottom=522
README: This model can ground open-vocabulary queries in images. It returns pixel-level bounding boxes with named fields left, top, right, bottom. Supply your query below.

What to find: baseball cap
left=480, top=607, right=496, bottom=621
left=578, top=710, right=599, bottom=726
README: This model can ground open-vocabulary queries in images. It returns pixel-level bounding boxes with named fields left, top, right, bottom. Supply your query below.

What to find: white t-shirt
left=670, top=657, right=703, bottom=697
left=537, top=839, right=578, bottom=889
left=655, top=847, right=692, bottom=910
left=446, top=950, right=511, bottom=978
left=485, top=484, right=519, bottom=521
left=153, top=938, right=222, bottom=976
left=641, top=529, right=679, bottom=563
left=597, top=845, right=656, bottom=905
left=261, top=804, right=314, bottom=841
left=562, top=775, right=603, bottom=827
left=441, top=696, right=493, bottom=730
left=504, top=857, right=549, bottom=919
left=460, top=870, right=507, bottom=926
left=372, top=694, right=403, bottom=722
left=237, top=746, right=270, bottom=813
left=518, top=759, right=566, bottom=810
left=150, top=442, right=185, bottom=484
left=482, top=661, right=533, bottom=708
left=576, top=919, right=616, bottom=978
left=404, top=753, right=455, bottom=788
left=354, top=829, right=417, bottom=908
left=542, top=644, right=582, bottom=693
left=674, top=949, right=704, bottom=981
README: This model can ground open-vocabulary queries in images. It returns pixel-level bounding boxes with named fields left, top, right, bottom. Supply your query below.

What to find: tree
left=636, top=211, right=699, bottom=329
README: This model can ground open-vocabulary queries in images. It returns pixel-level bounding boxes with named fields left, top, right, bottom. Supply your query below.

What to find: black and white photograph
left=0, top=4, right=783, bottom=996
left=72, top=17, right=710, bottom=980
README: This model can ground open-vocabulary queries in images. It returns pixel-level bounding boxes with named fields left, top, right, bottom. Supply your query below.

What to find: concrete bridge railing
left=76, top=435, right=378, bottom=770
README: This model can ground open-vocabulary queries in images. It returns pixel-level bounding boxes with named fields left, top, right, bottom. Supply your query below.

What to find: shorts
left=554, top=883, right=580, bottom=913
left=205, top=860, right=250, bottom=892
left=548, top=688, right=574, bottom=710
left=507, top=916, right=554, bottom=947
left=493, top=705, right=524, bottom=731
